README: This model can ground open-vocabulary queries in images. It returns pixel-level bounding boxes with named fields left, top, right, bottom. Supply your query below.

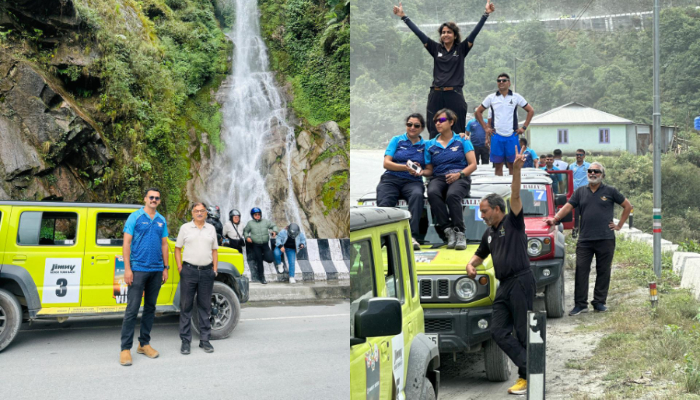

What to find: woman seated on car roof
left=376, top=113, right=427, bottom=251
left=421, top=108, right=477, bottom=251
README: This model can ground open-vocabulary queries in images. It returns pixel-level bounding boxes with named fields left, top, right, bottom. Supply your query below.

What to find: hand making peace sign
left=512, top=145, right=526, bottom=169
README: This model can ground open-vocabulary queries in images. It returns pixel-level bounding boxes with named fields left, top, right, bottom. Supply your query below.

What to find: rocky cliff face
left=0, top=1, right=109, bottom=202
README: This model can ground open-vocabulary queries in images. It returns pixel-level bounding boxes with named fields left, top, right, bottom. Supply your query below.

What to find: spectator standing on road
left=466, top=146, right=536, bottom=395
left=541, top=154, right=563, bottom=194
left=552, top=149, right=569, bottom=171
left=119, top=188, right=170, bottom=366
left=376, top=113, right=427, bottom=250
left=544, top=162, right=632, bottom=316
left=393, top=0, right=495, bottom=139
left=466, top=107, right=490, bottom=165
left=519, top=137, right=539, bottom=168
left=567, top=149, right=590, bottom=237
left=223, top=209, right=245, bottom=253
left=243, top=207, right=278, bottom=284
left=174, top=202, right=218, bottom=355
left=274, top=223, right=307, bottom=284
left=475, top=73, right=535, bottom=176
left=422, top=108, right=477, bottom=251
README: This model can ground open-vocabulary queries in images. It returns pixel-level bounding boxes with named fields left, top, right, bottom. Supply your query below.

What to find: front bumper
left=530, top=258, right=563, bottom=290
left=423, top=306, right=493, bottom=353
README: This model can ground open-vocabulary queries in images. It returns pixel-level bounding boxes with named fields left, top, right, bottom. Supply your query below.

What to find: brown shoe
left=137, top=344, right=159, bottom=358
left=120, top=350, right=132, bottom=366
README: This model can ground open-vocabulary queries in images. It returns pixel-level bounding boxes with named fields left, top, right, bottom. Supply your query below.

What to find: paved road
left=2, top=301, right=349, bottom=400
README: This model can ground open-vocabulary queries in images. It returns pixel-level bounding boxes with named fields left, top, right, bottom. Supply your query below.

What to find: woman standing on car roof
left=393, top=0, right=495, bottom=139
left=376, top=113, right=427, bottom=251
left=422, top=109, right=477, bottom=251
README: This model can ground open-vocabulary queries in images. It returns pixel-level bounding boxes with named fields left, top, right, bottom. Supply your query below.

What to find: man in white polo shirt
left=475, top=72, right=535, bottom=176
left=175, top=202, right=219, bottom=355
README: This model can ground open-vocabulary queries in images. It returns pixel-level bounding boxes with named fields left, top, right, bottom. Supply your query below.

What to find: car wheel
left=483, top=338, right=511, bottom=382
left=192, top=282, right=241, bottom=340
left=419, top=377, right=436, bottom=400
left=545, top=268, right=565, bottom=318
left=0, top=288, right=22, bottom=352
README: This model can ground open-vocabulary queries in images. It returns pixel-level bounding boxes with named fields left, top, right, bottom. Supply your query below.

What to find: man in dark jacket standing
left=243, top=207, right=278, bottom=284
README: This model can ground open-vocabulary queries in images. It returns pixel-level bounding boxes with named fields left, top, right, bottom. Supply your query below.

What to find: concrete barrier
left=244, top=239, right=350, bottom=283
left=615, top=219, right=700, bottom=298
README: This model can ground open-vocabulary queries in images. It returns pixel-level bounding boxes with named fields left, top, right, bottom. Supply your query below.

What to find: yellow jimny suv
left=358, top=185, right=513, bottom=382
left=350, top=207, right=440, bottom=400
left=0, top=201, right=249, bottom=352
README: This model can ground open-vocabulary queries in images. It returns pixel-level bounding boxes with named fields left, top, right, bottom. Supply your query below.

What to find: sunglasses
left=587, top=169, right=602, bottom=174
left=576, top=153, right=585, bottom=157
left=497, top=79, right=509, bottom=83
left=435, top=117, right=450, bottom=124
left=406, top=122, right=422, bottom=128
left=148, top=196, right=161, bottom=201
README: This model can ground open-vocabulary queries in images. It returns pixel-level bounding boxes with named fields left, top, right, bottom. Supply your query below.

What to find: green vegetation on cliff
left=258, top=0, right=349, bottom=131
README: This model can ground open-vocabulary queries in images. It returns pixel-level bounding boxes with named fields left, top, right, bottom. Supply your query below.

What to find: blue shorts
left=490, top=133, right=519, bottom=164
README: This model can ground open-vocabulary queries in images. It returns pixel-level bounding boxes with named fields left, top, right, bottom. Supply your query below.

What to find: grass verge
left=565, top=236, right=700, bottom=398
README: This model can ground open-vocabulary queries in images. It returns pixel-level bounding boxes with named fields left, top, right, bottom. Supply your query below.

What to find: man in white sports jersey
left=475, top=73, right=535, bottom=176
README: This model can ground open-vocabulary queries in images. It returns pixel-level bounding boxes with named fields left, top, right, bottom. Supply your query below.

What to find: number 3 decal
left=56, top=278, right=68, bottom=297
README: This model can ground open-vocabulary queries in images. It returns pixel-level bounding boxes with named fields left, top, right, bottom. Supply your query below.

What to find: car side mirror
left=350, top=298, right=402, bottom=346
left=555, top=194, right=567, bottom=207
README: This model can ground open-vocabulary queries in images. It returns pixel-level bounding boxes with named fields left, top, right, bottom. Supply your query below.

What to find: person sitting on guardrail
left=544, top=162, right=633, bottom=316
left=243, top=207, right=278, bottom=284
left=223, top=209, right=245, bottom=253
left=376, top=113, right=426, bottom=250
left=274, top=223, right=307, bottom=284
left=466, top=146, right=536, bottom=395
left=422, top=108, right=477, bottom=250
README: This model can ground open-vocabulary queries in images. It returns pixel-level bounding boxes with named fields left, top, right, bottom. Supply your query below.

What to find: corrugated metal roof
left=530, top=102, right=634, bottom=125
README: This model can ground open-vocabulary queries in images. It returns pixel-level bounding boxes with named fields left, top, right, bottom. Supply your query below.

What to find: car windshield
left=520, top=185, right=549, bottom=217
left=392, top=198, right=488, bottom=246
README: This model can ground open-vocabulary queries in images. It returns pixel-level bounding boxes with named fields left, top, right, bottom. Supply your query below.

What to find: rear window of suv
left=18, top=211, right=78, bottom=246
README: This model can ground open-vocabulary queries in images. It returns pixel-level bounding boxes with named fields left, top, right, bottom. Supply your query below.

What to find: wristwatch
left=459, top=171, right=465, bottom=179
left=163, top=265, right=170, bottom=270
left=522, top=125, right=528, bottom=130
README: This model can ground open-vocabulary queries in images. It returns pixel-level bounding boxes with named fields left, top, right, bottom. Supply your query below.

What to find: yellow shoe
left=508, top=378, right=527, bottom=395
left=137, top=344, right=159, bottom=358
left=119, top=350, right=132, bottom=366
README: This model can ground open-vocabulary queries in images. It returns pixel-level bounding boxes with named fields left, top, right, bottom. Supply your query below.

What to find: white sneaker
left=275, top=263, right=284, bottom=274
left=289, top=277, right=296, bottom=284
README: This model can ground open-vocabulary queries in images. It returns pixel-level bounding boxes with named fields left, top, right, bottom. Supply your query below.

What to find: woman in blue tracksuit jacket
left=273, top=223, right=307, bottom=284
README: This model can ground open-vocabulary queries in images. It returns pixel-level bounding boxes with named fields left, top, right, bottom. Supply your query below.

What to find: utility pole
left=652, top=0, right=662, bottom=278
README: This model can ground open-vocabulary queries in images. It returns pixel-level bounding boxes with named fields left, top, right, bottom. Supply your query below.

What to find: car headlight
left=455, top=278, right=477, bottom=301
left=527, top=238, right=543, bottom=257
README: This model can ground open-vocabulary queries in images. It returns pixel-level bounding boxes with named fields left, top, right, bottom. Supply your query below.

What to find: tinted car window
left=381, top=233, right=404, bottom=304
left=18, top=211, right=78, bottom=246
left=96, top=212, right=129, bottom=246
left=350, top=239, right=375, bottom=337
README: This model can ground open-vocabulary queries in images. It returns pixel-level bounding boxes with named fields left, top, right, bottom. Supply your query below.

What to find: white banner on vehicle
left=392, top=333, right=405, bottom=400
left=522, top=184, right=547, bottom=190
left=42, top=258, right=82, bottom=304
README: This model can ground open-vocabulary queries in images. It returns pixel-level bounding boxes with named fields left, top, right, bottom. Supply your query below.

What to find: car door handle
left=95, top=256, right=110, bottom=262
left=381, top=341, right=391, bottom=362
left=12, top=255, right=27, bottom=262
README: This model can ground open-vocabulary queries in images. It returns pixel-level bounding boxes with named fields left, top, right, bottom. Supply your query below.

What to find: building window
left=557, top=129, right=568, bottom=144
left=599, top=128, right=610, bottom=144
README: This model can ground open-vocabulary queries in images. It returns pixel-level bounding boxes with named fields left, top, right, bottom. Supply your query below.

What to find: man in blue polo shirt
left=475, top=73, right=535, bottom=176
left=466, top=108, right=489, bottom=164
left=568, top=149, right=590, bottom=238
left=119, top=187, right=170, bottom=366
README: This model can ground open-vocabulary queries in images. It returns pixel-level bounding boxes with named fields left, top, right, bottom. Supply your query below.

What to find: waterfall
left=205, top=0, right=303, bottom=231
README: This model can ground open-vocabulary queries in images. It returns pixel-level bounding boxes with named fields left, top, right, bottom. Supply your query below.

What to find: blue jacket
left=275, top=228, right=307, bottom=250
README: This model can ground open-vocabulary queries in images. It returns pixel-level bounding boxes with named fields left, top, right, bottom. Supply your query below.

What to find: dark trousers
left=120, top=270, right=162, bottom=350
left=427, top=176, right=470, bottom=232
left=426, top=89, right=468, bottom=139
left=179, top=263, right=216, bottom=342
left=474, top=146, right=490, bottom=165
left=490, top=271, right=536, bottom=379
left=376, top=174, right=424, bottom=238
left=574, top=239, right=616, bottom=308
left=250, top=242, right=274, bottom=281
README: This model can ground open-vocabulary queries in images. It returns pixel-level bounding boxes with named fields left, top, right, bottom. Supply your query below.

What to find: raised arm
left=464, top=0, right=495, bottom=48
left=510, top=145, right=526, bottom=216
left=393, top=2, right=431, bottom=45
